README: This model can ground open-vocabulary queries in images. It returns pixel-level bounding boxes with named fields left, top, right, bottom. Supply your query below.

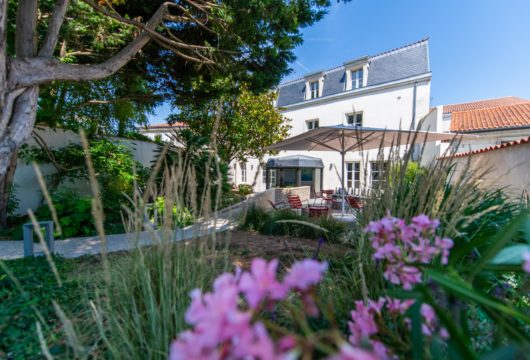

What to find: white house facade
left=233, top=39, right=433, bottom=194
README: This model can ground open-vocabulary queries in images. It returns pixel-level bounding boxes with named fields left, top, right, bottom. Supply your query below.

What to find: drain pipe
left=411, top=81, right=418, bottom=160
left=411, top=81, right=418, bottom=129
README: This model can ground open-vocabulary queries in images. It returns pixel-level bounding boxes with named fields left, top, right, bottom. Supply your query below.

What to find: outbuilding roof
left=449, top=100, right=530, bottom=132
left=442, top=136, right=530, bottom=158
left=443, top=96, right=527, bottom=114
left=266, top=155, right=324, bottom=169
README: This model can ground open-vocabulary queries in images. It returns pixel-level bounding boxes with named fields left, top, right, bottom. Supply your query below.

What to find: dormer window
left=351, top=69, right=363, bottom=89
left=343, top=57, right=369, bottom=91
left=304, top=71, right=324, bottom=100
left=310, top=81, right=319, bottom=99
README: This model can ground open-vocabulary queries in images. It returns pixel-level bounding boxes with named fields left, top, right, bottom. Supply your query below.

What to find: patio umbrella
left=265, top=125, right=465, bottom=216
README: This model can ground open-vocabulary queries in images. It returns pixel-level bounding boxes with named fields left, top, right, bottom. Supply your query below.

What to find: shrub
left=239, top=204, right=271, bottom=231
left=237, top=184, right=253, bottom=196
left=150, top=196, right=194, bottom=229
left=37, top=189, right=94, bottom=239
left=240, top=205, right=347, bottom=242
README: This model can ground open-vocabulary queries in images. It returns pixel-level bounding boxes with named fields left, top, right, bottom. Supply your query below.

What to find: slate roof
left=449, top=101, right=530, bottom=132
left=277, top=39, right=430, bottom=107
left=443, top=96, right=528, bottom=114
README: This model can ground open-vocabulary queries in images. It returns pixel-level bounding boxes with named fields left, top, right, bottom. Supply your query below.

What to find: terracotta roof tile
left=442, top=136, right=530, bottom=158
left=443, top=96, right=528, bottom=113
left=145, top=122, right=187, bottom=129
left=449, top=101, right=530, bottom=132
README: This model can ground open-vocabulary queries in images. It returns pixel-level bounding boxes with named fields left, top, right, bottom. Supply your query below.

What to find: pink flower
left=420, top=304, right=436, bottom=336
left=278, top=336, right=297, bottom=352
left=348, top=301, right=379, bottom=345
left=523, top=251, right=530, bottom=274
left=365, top=214, right=452, bottom=290
left=385, top=297, right=414, bottom=315
left=411, top=214, right=439, bottom=233
left=169, top=330, right=218, bottom=360
left=367, top=298, right=386, bottom=315
left=435, top=237, right=454, bottom=265
left=239, top=258, right=287, bottom=309
left=327, top=343, right=380, bottom=360
left=283, top=259, right=328, bottom=291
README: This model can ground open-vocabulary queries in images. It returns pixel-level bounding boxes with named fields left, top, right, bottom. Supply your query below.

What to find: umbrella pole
left=341, top=151, right=345, bottom=216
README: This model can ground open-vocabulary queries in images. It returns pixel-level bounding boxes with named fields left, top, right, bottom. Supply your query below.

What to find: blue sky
left=148, top=0, right=530, bottom=124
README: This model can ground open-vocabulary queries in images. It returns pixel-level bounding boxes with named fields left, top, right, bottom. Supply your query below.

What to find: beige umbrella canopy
left=265, top=125, right=466, bottom=215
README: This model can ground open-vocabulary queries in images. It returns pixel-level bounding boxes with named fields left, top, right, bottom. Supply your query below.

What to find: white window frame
left=269, top=169, right=277, bottom=188
left=306, top=119, right=319, bottom=130
left=310, top=81, right=319, bottom=99
left=240, top=162, right=247, bottom=183
left=346, top=162, right=361, bottom=190
left=351, top=68, right=363, bottom=90
left=370, top=161, right=387, bottom=187
left=346, top=112, right=363, bottom=127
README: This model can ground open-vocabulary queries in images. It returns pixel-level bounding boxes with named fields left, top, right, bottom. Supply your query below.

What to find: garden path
left=0, top=206, right=242, bottom=260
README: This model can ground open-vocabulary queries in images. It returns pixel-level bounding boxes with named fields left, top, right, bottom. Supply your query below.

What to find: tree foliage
left=31, top=0, right=161, bottom=136
left=171, top=87, right=291, bottom=163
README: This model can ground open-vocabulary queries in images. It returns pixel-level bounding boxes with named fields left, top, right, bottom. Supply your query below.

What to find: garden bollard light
left=22, top=221, right=55, bottom=257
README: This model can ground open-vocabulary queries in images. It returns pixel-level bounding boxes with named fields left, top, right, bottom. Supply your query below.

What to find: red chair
left=287, top=195, right=309, bottom=214
left=322, top=190, right=334, bottom=207
left=268, top=200, right=287, bottom=211
left=346, top=196, right=363, bottom=213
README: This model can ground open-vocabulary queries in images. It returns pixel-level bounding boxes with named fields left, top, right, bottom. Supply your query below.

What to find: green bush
left=37, top=189, right=94, bottom=239
left=237, top=184, right=253, bottom=196
left=150, top=196, right=194, bottom=229
left=240, top=205, right=347, bottom=242
left=20, top=139, right=149, bottom=235
left=239, top=204, right=271, bottom=231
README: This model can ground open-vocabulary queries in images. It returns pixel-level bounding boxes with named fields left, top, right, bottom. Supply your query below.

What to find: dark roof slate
left=277, top=39, right=430, bottom=107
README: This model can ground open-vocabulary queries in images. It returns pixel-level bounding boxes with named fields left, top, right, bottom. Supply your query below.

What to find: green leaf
left=275, top=219, right=329, bottom=232
left=407, top=301, right=424, bottom=360
left=490, top=244, right=530, bottom=265
left=426, top=269, right=530, bottom=324
left=480, top=344, right=518, bottom=360
left=469, top=211, right=529, bottom=278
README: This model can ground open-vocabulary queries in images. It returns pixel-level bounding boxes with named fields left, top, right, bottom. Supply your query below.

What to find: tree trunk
left=0, top=86, right=39, bottom=228
left=0, top=150, right=18, bottom=229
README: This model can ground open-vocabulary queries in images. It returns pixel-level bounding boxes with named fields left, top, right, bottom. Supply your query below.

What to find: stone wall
left=250, top=186, right=311, bottom=210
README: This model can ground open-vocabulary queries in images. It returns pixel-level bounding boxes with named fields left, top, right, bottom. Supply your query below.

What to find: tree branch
left=0, top=0, right=8, bottom=108
left=83, top=0, right=216, bottom=54
left=39, top=0, right=71, bottom=57
left=9, top=2, right=169, bottom=89
left=15, top=0, right=38, bottom=57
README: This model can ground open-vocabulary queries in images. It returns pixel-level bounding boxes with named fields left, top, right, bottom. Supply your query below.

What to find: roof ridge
left=451, top=100, right=530, bottom=114
left=442, top=136, right=530, bottom=158
left=278, top=38, right=429, bottom=88
left=443, top=96, right=528, bottom=110
left=370, top=38, right=429, bottom=60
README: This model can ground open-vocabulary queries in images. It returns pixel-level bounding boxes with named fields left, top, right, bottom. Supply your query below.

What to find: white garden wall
left=12, top=126, right=159, bottom=216
left=449, top=141, right=530, bottom=198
